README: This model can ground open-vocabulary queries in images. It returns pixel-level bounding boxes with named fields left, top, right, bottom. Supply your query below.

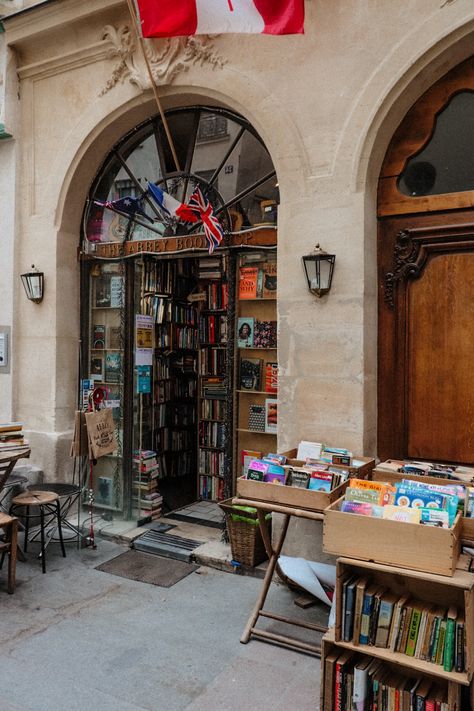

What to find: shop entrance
left=377, top=57, right=474, bottom=464
left=81, top=106, right=279, bottom=523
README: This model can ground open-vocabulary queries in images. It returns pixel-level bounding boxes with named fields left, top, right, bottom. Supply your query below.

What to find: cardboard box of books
left=373, top=459, right=474, bottom=545
left=323, top=496, right=462, bottom=577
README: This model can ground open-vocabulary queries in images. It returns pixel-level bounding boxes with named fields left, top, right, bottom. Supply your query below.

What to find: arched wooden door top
left=378, top=56, right=474, bottom=217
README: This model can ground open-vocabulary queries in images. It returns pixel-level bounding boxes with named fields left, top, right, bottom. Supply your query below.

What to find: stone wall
left=0, top=0, right=473, bottom=525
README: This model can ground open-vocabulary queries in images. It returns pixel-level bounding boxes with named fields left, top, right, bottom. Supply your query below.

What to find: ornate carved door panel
left=378, top=215, right=474, bottom=463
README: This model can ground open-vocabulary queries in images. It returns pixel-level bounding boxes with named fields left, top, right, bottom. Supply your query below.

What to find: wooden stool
left=11, top=490, right=66, bottom=574
left=0, top=513, right=19, bottom=593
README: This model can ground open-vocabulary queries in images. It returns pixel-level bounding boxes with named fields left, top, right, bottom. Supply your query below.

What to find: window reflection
left=398, top=92, right=474, bottom=197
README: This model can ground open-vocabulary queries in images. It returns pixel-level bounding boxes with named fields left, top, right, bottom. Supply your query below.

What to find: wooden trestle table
left=232, top=496, right=329, bottom=657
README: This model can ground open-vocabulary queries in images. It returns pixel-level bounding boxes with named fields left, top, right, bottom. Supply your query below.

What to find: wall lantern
left=21, top=265, right=44, bottom=304
left=302, top=244, right=336, bottom=298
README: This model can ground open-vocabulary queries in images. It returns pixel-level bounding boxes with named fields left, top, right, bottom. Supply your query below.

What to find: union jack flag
left=187, top=186, right=224, bottom=254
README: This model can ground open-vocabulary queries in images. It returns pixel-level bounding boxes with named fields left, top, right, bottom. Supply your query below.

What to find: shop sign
left=94, top=228, right=277, bottom=258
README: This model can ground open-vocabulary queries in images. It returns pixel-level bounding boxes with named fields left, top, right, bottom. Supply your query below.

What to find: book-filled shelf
left=136, top=257, right=199, bottom=512
left=321, top=557, right=474, bottom=710
left=86, top=263, right=125, bottom=512
left=234, top=250, right=278, bottom=488
left=197, top=256, right=230, bottom=502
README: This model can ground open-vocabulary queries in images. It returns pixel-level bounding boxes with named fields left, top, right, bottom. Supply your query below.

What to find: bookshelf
left=86, top=265, right=125, bottom=512
left=320, top=556, right=474, bottom=710
left=197, top=256, right=230, bottom=502
left=142, top=259, right=198, bottom=507
left=234, top=250, right=278, bottom=485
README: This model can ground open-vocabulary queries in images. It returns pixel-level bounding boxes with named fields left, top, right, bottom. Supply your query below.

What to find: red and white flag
left=136, top=0, right=304, bottom=38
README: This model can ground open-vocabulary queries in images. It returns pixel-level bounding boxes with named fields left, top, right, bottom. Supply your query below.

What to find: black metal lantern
left=21, top=265, right=44, bottom=304
left=302, top=244, right=335, bottom=298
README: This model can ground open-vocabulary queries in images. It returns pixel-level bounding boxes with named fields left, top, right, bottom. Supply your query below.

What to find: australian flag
left=187, top=186, right=224, bottom=254
left=94, top=196, right=153, bottom=223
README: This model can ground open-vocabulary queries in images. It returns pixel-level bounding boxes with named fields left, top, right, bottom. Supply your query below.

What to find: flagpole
left=125, top=0, right=182, bottom=174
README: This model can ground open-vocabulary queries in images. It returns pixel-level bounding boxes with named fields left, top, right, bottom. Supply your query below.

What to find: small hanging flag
left=147, top=182, right=199, bottom=223
left=95, top=196, right=153, bottom=223
left=187, top=186, right=224, bottom=254
left=136, top=0, right=304, bottom=38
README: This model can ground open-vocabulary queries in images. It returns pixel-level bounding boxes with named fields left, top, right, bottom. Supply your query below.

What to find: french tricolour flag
left=136, top=0, right=304, bottom=37
left=147, top=182, right=198, bottom=223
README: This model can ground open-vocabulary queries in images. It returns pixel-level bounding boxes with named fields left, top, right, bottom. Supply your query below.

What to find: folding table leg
left=240, top=513, right=290, bottom=644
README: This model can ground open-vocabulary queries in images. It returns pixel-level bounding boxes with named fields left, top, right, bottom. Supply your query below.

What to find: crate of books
left=237, top=453, right=350, bottom=513
left=373, top=459, right=474, bottom=545
left=323, top=479, right=462, bottom=576
left=283, top=441, right=375, bottom=481
left=219, top=499, right=270, bottom=567
left=237, top=443, right=375, bottom=513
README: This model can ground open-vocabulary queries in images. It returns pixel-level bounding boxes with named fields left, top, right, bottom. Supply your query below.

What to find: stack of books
left=324, top=649, right=451, bottom=710
left=198, top=258, right=222, bottom=280
left=341, top=576, right=465, bottom=672
left=132, top=450, right=162, bottom=520
left=0, top=422, right=29, bottom=452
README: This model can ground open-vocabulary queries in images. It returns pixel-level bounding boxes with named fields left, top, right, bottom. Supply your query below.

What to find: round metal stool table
left=26, top=482, right=83, bottom=544
left=10, top=490, right=66, bottom=573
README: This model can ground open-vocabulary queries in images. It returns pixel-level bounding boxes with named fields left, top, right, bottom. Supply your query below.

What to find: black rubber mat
left=96, top=550, right=198, bottom=587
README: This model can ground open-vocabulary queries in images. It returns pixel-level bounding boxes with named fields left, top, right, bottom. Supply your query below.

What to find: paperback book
left=239, top=357, right=262, bottom=390
left=237, top=317, right=254, bottom=348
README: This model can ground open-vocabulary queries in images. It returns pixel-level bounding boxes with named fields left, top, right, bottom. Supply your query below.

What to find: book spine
left=353, top=666, right=368, bottom=711
left=443, top=617, right=455, bottom=672
left=359, top=593, right=374, bottom=645
left=455, top=621, right=464, bottom=672
left=334, top=662, right=342, bottom=711
left=430, top=618, right=441, bottom=662
left=436, top=619, right=447, bottom=666
left=344, top=585, right=356, bottom=642
left=405, top=609, right=421, bottom=656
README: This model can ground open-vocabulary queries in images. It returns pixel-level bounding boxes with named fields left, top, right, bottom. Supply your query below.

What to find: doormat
left=95, top=550, right=199, bottom=588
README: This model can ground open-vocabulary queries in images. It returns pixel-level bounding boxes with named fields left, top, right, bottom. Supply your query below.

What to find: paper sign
left=135, top=314, right=153, bottom=366
left=137, top=366, right=152, bottom=394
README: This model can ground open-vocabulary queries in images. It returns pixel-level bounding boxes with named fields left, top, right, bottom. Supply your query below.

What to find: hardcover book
left=253, top=320, right=277, bottom=348
left=110, top=275, right=125, bottom=307
left=239, top=357, right=262, bottom=390
left=264, top=398, right=277, bottom=434
left=262, top=261, right=277, bottom=298
left=238, top=266, right=258, bottom=299
left=92, top=325, right=106, bottom=349
left=90, top=355, right=104, bottom=379
left=237, top=317, right=254, bottom=348
left=265, top=362, right=278, bottom=394
left=248, top=404, right=266, bottom=432
left=105, top=352, right=122, bottom=383
left=95, top=276, right=111, bottom=308
left=241, top=449, right=263, bottom=477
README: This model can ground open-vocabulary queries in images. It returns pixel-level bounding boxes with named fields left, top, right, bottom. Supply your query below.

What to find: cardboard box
left=236, top=475, right=348, bottom=512
left=323, top=497, right=462, bottom=576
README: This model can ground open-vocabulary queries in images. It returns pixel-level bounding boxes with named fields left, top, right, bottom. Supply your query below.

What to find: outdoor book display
left=372, top=459, right=474, bottom=545
left=320, top=558, right=474, bottom=710
left=237, top=444, right=374, bottom=512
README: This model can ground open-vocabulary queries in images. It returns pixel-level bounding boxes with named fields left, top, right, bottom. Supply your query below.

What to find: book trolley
left=232, top=451, right=374, bottom=656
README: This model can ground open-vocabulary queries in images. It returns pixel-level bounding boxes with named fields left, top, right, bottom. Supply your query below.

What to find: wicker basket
left=219, top=499, right=271, bottom=567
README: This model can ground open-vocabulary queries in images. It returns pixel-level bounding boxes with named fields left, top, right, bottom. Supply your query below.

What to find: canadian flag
left=136, top=0, right=304, bottom=37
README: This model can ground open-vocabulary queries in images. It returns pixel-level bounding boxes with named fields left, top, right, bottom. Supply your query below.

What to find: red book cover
left=239, top=267, right=258, bottom=299
left=265, top=362, right=278, bottom=393
left=209, top=316, right=215, bottom=343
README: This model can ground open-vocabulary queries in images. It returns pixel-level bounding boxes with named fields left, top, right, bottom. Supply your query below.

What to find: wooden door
left=378, top=214, right=474, bottom=464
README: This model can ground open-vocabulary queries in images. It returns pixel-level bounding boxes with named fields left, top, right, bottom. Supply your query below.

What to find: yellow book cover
left=350, top=478, right=396, bottom=505
left=382, top=505, right=421, bottom=524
